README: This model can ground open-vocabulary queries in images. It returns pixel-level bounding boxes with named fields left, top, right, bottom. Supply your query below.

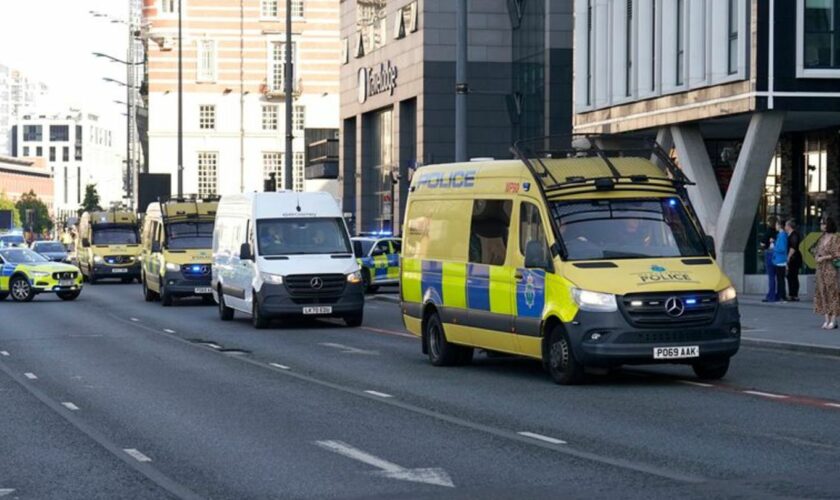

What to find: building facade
left=339, top=0, right=573, bottom=234
left=575, top=0, right=840, bottom=293
left=0, top=65, right=48, bottom=156
left=141, top=0, right=341, bottom=200
left=11, top=110, right=124, bottom=221
left=0, top=155, right=53, bottom=212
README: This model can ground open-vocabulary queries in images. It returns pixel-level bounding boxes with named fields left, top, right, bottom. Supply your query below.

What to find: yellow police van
left=78, top=210, right=141, bottom=284
left=351, top=233, right=401, bottom=293
left=400, top=136, right=740, bottom=384
left=140, top=197, right=217, bottom=306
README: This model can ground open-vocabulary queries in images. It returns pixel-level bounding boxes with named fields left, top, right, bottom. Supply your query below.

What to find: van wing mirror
left=524, top=240, right=552, bottom=271
left=151, top=242, right=161, bottom=253
left=240, top=242, right=253, bottom=261
left=704, top=235, right=717, bottom=259
left=81, top=237, right=90, bottom=248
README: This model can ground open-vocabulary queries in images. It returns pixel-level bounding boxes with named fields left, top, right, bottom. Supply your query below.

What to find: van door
left=225, top=218, right=252, bottom=313
left=466, top=199, right=516, bottom=353
left=146, top=222, right=163, bottom=292
left=513, top=201, right=551, bottom=356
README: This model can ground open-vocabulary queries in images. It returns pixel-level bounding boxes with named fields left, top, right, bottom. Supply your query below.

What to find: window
left=519, top=202, right=548, bottom=260
left=806, top=138, right=828, bottom=193
left=50, top=125, right=69, bottom=141
left=468, top=200, right=512, bottom=266
left=75, top=145, right=83, bottom=161
left=651, top=0, right=656, bottom=91
left=294, top=152, right=305, bottom=192
left=49, top=146, right=56, bottom=162
left=160, top=0, right=176, bottom=14
left=676, top=0, right=685, bottom=85
left=804, top=0, right=840, bottom=69
left=373, top=240, right=390, bottom=255
left=625, top=0, right=633, bottom=97
left=22, top=146, right=29, bottom=156
left=269, top=41, right=296, bottom=92
left=77, top=166, right=81, bottom=204
left=23, top=125, right=42, bottom=141
left=62, top=146, right=69, bottom=162
left=261, top=0, right=278, bottom=18
left=197, top=152, right=218, bottom=197
left=63, top=166, right=68, bottom=204
left=728, top=0, right=739, bottom=74
left=262, top=104, right=279, bottom=130
left=36, top=146, right=42, bottom=157
left=196, top=40, right=217, bottom=83
left=291, top=0, right=304, bottom=18
left=293, top=105, right=305, bottom=131
left=262, top=152, right=283, bottom=185
left=199, top=105, right=216, bottom=130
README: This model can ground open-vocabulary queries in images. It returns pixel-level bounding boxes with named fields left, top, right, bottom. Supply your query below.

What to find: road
left=1, top=284, right=839, bottom=499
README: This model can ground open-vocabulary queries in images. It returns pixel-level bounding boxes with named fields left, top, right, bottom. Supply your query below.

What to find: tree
left=15, top=190, right=53, bottom=235
left=80, top=184, right=102, bottom=213
left=0, top=191, right=21, bottom=228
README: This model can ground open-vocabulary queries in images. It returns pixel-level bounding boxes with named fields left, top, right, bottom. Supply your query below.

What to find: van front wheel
left=547, top=326, right=585, bottom=385
left=218, top=288, right=234, bottom=321
left=425, top=312, right=471, bottom=366
left=252, top=296, right=270, bottom=329
left=692, top=358, right=730, bottom=380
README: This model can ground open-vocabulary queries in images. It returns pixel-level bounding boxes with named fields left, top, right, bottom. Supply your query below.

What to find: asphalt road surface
left=1, top=283, right=839, bottom=499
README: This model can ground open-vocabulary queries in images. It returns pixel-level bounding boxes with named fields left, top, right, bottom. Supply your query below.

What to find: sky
left=0, top=0, right=132, bottom=144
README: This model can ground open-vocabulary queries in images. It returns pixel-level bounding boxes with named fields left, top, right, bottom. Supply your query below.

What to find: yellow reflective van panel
left=401, top=257, right=422, bottom=304
left=441, top=262, right=467, bottom=309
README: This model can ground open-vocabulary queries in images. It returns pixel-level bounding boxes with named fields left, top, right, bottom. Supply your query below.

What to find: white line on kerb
left=743, top=390, right=788, bottom=399
left=517, top=431, right=567, bottom=445
left=163, top=329, right=176, bottom=334
left=269, top=363, right=290, bottom=370
left=124, top=448, right=152, bottom=462
left=0, top=351, right=9, bottom=356
left=364, top=390, right=393, bottom=398
left=825, top=402, right=840, bottom=409
left=24, top=372, right=37, bottom=380
left=61, top=402, right=80, bottom=411
left=130, top=317, right=140, bottom=322
left=678, top=380, right=715, bottom=388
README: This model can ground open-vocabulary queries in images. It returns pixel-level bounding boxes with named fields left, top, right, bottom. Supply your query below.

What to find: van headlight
left=261, top=272, right=284, bottom=285
left=165, top=262, right=181, bottom=272
left=93, top=255, right=103, bottom=263
left=718, top=286, right=737, bottom=303
left=571, top=287, right=618, bottom=312
left=347, top=271, right=363, bottom=284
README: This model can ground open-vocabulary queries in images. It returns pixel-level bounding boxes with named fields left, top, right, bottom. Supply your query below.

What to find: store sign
left=358, top=61, right=398, bottom=104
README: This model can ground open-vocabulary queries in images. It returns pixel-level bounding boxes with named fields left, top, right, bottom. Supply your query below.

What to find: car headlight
left=347, top=271, right=363, bottom=284
left=93, top=255, right=104, bottom=263
left=571, top=287, right=618, bottom=312
left=165, top=262, right=181, bottom=272
left=261, top=272, right=284, bottom=285
left=718, top=286, right=737, bottom=303
left=32, top=271, right=49, bottom=278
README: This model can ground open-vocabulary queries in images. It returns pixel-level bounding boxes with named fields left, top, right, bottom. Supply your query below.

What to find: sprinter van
left=140, top=197, right=218, bottom=306
left=212, top=192, right=364, bottom=328
left=400, top=136, right=740, bottom=384
left=78, top=210, right=141, bottom=283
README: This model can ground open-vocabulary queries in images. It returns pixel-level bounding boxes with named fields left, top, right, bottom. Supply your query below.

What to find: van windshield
left=551, top=198, right=708, bottom=261
left=257, top=218, right=352, bottom=256
left=92, top=227, right=138, bottom=245
left=166, top=221, right=213, bottom=249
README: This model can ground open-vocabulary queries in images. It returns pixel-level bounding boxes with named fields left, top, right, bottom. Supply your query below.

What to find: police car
left=0, top=247, right=83, bottom=302
left=351, top=233, right=401, bottom=293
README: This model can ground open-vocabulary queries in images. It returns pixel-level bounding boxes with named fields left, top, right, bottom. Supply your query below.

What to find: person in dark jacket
left=761, top=216, right=778, bottom=302
left=785, top=219, right=802, bottom=301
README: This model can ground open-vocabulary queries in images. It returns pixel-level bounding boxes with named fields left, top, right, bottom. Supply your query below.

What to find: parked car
left=0, top=234, right=26, bottom=248
left=31, top=240, right=70, bottom=262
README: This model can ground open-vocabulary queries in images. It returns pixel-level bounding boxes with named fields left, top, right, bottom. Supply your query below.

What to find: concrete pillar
left=671, top=124, right=723, bottom=238
left=716, top=112, right=785, bottom=290
left=652, top=127, right=674, bottom=171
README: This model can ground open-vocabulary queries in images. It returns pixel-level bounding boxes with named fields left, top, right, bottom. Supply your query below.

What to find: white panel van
left=212, top=192, right=364, bottom=328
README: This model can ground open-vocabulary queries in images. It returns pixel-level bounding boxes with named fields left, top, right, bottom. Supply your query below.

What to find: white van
left=212, top=192, right=365, bottom=328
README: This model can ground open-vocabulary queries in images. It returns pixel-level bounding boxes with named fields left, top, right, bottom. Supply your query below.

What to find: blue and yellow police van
left=351, top=233, right=401, bottom=293
left=400, top=136, right=740, bottom=384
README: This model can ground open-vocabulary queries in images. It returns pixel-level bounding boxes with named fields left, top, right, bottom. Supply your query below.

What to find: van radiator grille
left=284, top=274, right=346, bottom=298
left=620, top=291, right=718, bottom=328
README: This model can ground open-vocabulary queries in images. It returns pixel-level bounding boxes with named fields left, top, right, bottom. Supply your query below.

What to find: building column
left=671, top=124, right=723, bottom=238
left=716, top=112, right=785, bottom=290
left=354, top=116, right=364, bottom=233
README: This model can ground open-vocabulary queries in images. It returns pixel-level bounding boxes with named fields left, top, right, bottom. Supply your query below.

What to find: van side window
left=373, top=240, right=390, bottom=256
left=519, top=202, right=547, bottom=255
left=468, top=200, right=512, bottom=266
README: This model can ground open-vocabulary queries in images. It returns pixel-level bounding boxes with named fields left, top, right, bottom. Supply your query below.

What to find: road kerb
left=741, top=337, right=840, bottom=358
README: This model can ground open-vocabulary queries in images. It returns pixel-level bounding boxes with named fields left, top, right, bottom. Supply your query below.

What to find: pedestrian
left=814, top=217, right=840, bottom=329
left=761, top=216, right=777, bottom=303
left=785, top=219, right=802, bottom=301
left=772, top=218, right=788, bottom=302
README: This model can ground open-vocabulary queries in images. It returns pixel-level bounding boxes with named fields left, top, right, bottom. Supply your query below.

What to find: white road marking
left=517, top=431, right=567, bottom=445
left=364, top=390, right=393, bottom=398
left=0, top=351, right=9, bottom=356
left=743, top=390, right=788, bottom=399
left=319, top=342, right=378, bottom=355
left=825, top=402, right=840, bottom=409
left=24, top=372, right=37, bottom=380
left=315, top=440, right=454, bottom=488
left=130, top=317, right=140, bottom=322
left=677, top=380, right=715, bottom=388
left=269, top=363, right=290, bottom=370
left=124, top=448, right=152, bottom=462
left=61, top=402, right=80, bottom=411
left=206, top=343, right=222, bottom=350
left=0, top=489, right=15, bottom=497
left=163, top=329, right=176, bottom=334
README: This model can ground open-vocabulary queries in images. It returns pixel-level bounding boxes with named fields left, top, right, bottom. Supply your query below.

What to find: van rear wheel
left=547, top=326, right=585, bottom=385
left=425, top=312, right=471, bottom=366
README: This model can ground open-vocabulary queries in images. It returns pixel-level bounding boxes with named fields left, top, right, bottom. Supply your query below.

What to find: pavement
left=738, top=294, right=840, bottom=356
left=1, top=283, right=839, bottom=499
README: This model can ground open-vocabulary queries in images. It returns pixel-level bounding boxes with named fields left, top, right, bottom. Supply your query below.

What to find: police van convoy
left=0, top=247, right=82, bottom=302
left=140, top=197, right=218, bottom=306
left=351, top=233, right=401, bottom=293
left=400, top=136, right=740, bottom=384
left=212, top=192, right=365, bottom=329
left=78, top=210, right=142, bottom=283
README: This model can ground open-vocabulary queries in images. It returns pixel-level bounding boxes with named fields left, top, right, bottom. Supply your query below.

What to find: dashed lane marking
left=364, top=390, right=393, bottom=398
left=130, top=318, right=140, bottom=322
left=677, top=380, right=715, bottom=388
left=269, top=363, right=291, bottom=370
left=518, top=431, right=567, bottom=445
left=61, top=402, right=80, bottom=411
left=124, top=448, right=152, bottom=463
left=0, top=351, right=9, bottom=356
left=319, top=342, right=379, bottom=355
left=0, top=489, right=16, bottom=497
left=825, top=403, right=840, bottom=409
left=163, top=329, right=176, bottom=334
left=361, top=326, right=417, bottom=339
left=743, top=390, right=788, bottom=399
left=24, top=372, right=37, bottom=380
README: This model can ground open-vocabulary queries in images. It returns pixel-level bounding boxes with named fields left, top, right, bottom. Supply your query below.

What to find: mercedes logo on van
left=310, top=277, right=324, bottom=290
left=665, top=297, right=685, bottom=317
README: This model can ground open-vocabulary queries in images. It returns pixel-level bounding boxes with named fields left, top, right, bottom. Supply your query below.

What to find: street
left=1, top=285, right=839, bottom=499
